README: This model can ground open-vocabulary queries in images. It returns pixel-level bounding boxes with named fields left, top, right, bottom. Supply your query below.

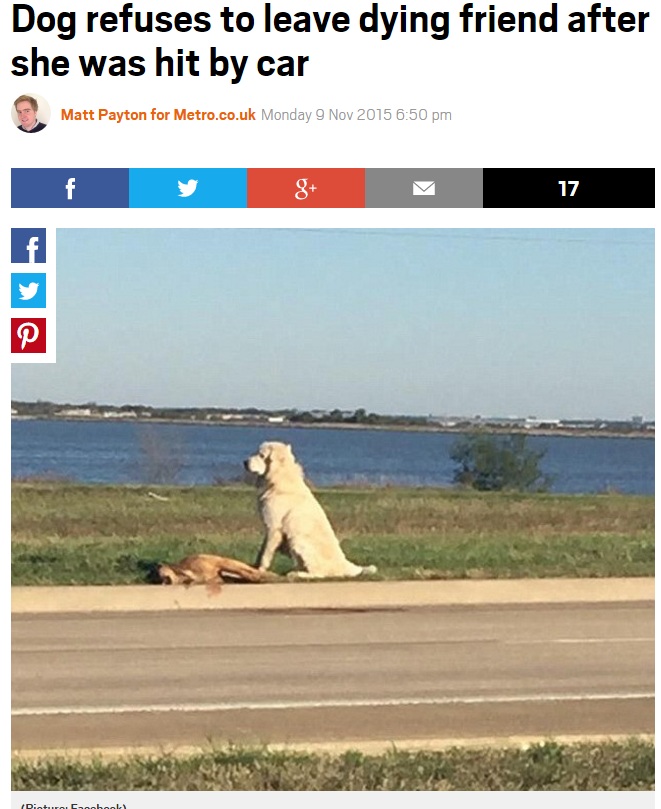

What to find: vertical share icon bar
left=11, top=226, right=56, bottom=362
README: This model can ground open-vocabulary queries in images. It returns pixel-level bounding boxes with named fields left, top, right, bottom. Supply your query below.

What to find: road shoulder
left=11, top=577, right=655, bottom=614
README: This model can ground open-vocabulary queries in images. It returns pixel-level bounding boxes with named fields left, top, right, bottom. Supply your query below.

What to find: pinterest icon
left=11, top=318, right=47, bottom=353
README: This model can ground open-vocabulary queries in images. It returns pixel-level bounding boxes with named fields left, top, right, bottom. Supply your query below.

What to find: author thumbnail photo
left=12, top=94, right=50, bottom=133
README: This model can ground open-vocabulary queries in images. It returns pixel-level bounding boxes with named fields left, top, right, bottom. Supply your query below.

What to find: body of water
left=10, top=419, right=654, bottom=495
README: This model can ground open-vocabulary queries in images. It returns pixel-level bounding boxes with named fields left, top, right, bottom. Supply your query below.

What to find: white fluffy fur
left=245, top=441, right=376, bottom=579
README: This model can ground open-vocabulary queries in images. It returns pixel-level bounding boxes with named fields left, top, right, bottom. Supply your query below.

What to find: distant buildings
left=428, top=413, right=653, bottom=433
left=9, top=401, right=654, bottom=434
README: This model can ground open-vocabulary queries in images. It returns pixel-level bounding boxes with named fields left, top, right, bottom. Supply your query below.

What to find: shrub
left=450, top=432, right=552, bottom=492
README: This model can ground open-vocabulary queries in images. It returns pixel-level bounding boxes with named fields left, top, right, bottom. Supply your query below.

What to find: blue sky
left=11, top=228, right=654, bottom=419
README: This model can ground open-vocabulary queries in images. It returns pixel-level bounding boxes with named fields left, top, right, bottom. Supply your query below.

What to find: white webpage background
left=3, top=0, right=658, bottom=806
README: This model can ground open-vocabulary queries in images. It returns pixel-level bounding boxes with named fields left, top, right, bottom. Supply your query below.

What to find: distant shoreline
left=10, top=414, right=654, bottom=439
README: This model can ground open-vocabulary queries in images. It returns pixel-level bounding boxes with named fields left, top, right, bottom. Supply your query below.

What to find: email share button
left=412, top=180, right=436, bottom=196
left=366, top=169, right=483, bottom=207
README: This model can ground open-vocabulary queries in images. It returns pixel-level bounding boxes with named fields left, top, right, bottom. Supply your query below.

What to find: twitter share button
left=129, top=168, right=247, bottom=208
left=11, top=273, right=47, bottom=308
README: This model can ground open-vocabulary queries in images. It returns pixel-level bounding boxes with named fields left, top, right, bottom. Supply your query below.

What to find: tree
left=450, top=432, right=552, bottom=492
left=135, top=425, right=186, bottom=484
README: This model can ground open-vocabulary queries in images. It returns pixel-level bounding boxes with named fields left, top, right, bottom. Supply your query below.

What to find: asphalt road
left=12, top=600, right=654, bottom=752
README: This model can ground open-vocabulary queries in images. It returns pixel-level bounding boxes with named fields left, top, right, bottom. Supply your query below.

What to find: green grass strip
left=12, top=483, right=654, bottom=585
left=12, top=739, right=654, bottom=790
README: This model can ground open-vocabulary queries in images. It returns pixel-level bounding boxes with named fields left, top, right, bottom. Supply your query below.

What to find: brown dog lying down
left=150, top=554, right=269, bottom=589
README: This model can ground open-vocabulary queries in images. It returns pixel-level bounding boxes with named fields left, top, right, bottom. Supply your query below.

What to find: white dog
left=244, top=441, right=377, bottom=579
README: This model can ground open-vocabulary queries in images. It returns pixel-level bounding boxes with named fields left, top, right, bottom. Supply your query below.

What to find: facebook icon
left=11, top=228, right=47, bottom=263
left=12, top=169, right=128, bottom=207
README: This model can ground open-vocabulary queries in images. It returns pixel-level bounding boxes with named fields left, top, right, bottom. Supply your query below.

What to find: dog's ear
left=172, top=565, right=195, bottom=585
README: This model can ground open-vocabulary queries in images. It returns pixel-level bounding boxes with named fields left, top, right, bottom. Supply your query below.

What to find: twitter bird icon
left=129, top=169, right=246, bottom=207
left=178, top=179, right=198, bottom=197
left=19, top=282, right=39, bottom=300
left=12, top=272, right=47, bottom=308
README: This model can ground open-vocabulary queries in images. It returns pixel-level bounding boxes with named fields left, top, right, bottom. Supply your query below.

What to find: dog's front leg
left=256, top=529, right=283, bottom=571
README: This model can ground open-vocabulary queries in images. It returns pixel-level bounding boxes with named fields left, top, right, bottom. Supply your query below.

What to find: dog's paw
left=286, top=570, right=315, bottom=581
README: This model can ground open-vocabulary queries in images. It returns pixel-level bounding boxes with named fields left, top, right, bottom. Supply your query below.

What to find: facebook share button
left=11, top=168, right=129, bottom=207
left=11, top=228, right=46, bottom=262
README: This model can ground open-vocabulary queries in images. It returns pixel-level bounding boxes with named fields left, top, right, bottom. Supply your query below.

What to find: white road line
left=14, top=637, right=655, bottom=654
left=12, top=691, right=654, bottom=717
left=505, top=637, right=653, bottom=645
